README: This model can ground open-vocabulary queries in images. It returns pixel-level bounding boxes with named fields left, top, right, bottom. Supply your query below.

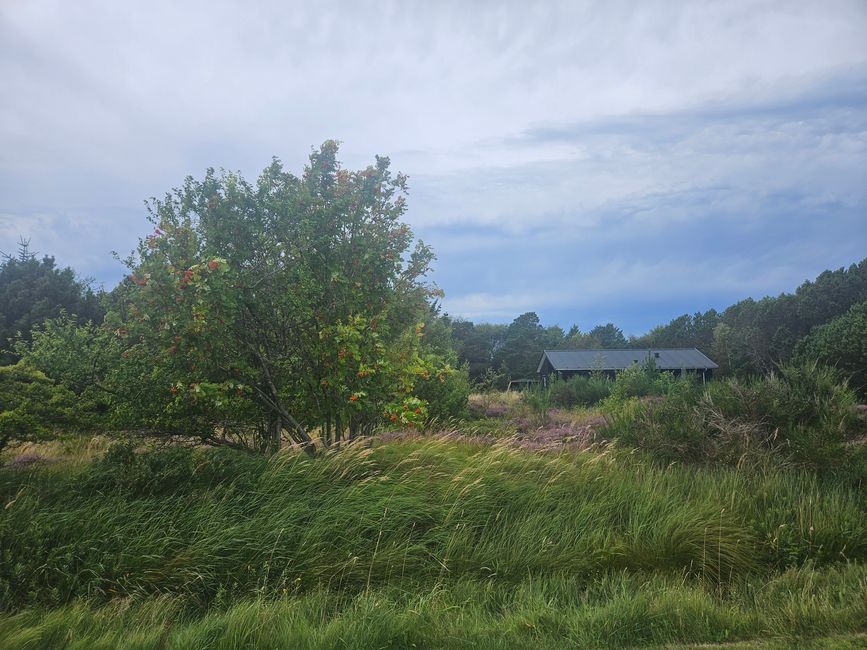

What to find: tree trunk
left=252, top=350, right=315, bottom=455
left=270, top=416, right=282, bottom=453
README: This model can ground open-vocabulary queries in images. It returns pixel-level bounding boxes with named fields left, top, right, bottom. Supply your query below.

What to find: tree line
left=448, top=259, right=866, bottom=394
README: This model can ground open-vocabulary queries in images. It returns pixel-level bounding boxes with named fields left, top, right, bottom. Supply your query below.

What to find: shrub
left=699, top=363, right=861, bottom=468
left=521, top=383, right=553, bottom=425
left=603, top=362, right=865, bottom=471
left=549, top=375, right=611, bottom=408
left=0, top=362, right=79, bottom=451
left=470, top=367, right=507, bottom=394
left=87, top=442, right=195, bottom=497
left=414, top=365, right=471, bottom=423
left=602, top=361, right=689, bottom=408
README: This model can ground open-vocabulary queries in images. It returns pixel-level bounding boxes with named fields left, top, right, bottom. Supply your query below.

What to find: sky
left=1, top=0, right=866, bottom=335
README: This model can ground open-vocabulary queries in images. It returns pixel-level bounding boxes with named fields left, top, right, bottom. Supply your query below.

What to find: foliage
left=0, top=253, right=104, bottom=364
left=794, top=300, right=867, bottom=397
left=453, top=313, right=564, bottom=382
left=413, top=364, right=471, bottom=423
left=56, top=142, right=448, bottom=452
left=470, top=366, right=508, bottom=393
left=520, top=382, right=554, bottom=426
left=450, top=320, right=507, bottom=381
left=600, top=356, right=686, bottom=407
left=604, top=363, right=865, bottom=470
left=453, top=257, right=866, bottom=385
left=493, top=312, right=564, bottom=379
left=634, top=258, right=867, bottom=376
left=0, top=362, right=79, bottom=451
left=16, top=315, right=118, bottom=431
left=567, top=322, right=628, bottom=349
left=548, top=374, right=612, bottom=408
left=451, top=257, right=867, bottom=384
left=87, top=442, right=195, bottom=497
left=631, top=310, right=721, bottom=352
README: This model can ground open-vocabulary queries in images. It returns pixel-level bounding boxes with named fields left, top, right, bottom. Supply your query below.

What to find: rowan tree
left=106, top=141, right=449, bottom=452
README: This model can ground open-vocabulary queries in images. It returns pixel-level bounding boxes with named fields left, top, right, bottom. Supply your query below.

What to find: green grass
left=0, top=566, right=864, bottom=649
left=1, top=436, right=865, bottom=647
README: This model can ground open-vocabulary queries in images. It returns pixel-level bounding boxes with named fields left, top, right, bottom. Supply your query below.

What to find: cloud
left=1, top=0, right=866, bottom=332
left=408, top=69, right=867, bottom=232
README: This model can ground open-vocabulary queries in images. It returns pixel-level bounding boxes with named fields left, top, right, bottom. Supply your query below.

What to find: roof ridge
left=545, top=347, right=703, bottom=352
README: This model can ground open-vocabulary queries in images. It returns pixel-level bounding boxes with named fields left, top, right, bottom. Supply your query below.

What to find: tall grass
left=0, top=565, right=864, bottom=649
left=1, top=438, right=864, bottom=614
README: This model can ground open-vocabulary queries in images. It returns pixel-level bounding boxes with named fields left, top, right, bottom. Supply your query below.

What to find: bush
left=87, top=442, right=195, bottom=497
left=549, top=375, right=611, bottom=408
left=0, top=362, right=79, bottom=451
left=700, top=363, right=862, bottom=468
left=414, top=365, right=471, bottom=423
left=603, top=376, right=705, bottom=463
left=85, top=443, right=271, bottom=497
left=603, top=363, right=865, bottom=471
left=601, top=360, right=691, bottom=409
left=470, top=367, right=508, bottom=394
left=521, top=383, right=553, bottom=425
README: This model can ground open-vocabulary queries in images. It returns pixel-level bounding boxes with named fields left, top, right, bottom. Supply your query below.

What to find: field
left=1, top=410, right=865, bottom=649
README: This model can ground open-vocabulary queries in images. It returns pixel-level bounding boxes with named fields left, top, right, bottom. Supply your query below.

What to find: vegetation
left=0, top=238, right=103, bottom=364
left=794, top=300, right=867, bottom=397
left=0, top=362, right=79, bottom=452
left=1, top=145, right=865, bottom=647
left=1, top=437, right=865, bottom=647
left=452, top=259, right=867, bottom=385
left=15, top=143, right=465, bottom=453
left=0, top=567, right=864, bottom=649
left=602, top=363, right=865, bottom=472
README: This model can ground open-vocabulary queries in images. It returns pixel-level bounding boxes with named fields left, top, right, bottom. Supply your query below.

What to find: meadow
left=0, top=405, right=865, bottom=649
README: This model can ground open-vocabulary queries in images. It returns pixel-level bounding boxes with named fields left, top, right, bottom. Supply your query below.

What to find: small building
left=537, top=348, right=719, bottom=385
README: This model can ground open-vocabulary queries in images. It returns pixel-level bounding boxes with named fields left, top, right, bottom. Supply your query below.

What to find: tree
left=493, top=312, right=564, bottom=379
left=588, top=323, right=627, bottom=349
left=630, top=310, right=720, bottom=353
left=794, top=301, right=867, bottom=397
left=100, top=142, right=446, bottom=453
left=452, top=320, right=507, bottom=381
left=0, top=247, right=104, bottom=363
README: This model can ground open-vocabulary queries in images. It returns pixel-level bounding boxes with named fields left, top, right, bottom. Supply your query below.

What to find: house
left=537, top=348, right=719, bottom=385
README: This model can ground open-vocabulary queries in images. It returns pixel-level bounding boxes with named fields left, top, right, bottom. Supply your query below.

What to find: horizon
left=2, top=1, right=866, bottom=335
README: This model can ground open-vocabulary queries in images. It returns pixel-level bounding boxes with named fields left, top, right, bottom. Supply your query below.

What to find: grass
left=0, top=566, right=864, bottom=648
left=0, top=434, right=864, bottom=647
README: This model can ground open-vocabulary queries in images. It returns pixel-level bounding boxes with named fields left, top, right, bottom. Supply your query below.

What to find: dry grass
left=2, top=435, right=113, bottom=468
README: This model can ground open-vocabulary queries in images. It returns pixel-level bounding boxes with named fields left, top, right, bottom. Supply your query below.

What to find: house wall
left=547, top=368, right=714, bottom=383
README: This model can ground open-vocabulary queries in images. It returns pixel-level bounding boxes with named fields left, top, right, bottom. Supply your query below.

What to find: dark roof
left=538, top=348, right=719, bottom=373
